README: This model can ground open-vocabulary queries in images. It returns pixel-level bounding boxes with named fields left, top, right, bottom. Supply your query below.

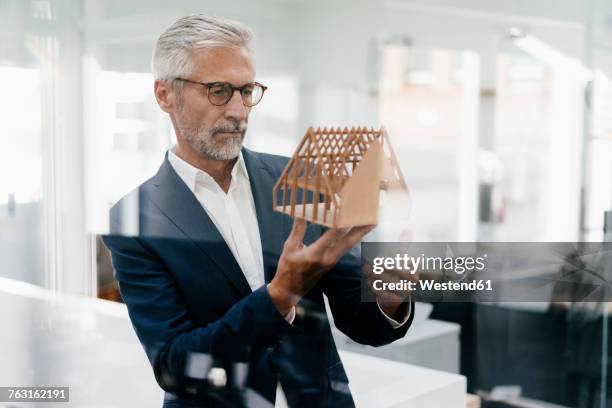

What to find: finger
left=382, top=268, right=413, bottom=280
left=354, top=223, right=377, bottom=235
left=362, top=263, right=378, bottom=285
left=286, top=218, right=307, bottom=248
left=329, top=224, right=375, bottom=256
left=309, top=227, right=348, bottom=252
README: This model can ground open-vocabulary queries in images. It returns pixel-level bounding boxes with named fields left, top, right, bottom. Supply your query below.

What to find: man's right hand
left=267, top=218, right=375, bottom=316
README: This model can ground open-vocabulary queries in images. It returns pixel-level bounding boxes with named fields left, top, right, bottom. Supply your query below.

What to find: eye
left=210, top=86, right=227, bottom=96
left=242, top=86, right=254, bottom=96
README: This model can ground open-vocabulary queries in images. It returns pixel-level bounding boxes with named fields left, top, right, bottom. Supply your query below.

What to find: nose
left=223, top=89, right=249, bottom=121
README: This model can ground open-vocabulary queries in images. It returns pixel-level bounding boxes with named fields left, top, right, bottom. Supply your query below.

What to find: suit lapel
left=147, top=154, right=252, bottom=297
left=242, top=149, right=288, bottom=283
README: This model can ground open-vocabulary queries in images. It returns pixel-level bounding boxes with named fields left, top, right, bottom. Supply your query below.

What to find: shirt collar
left=167, top=146, right=249, bottom=193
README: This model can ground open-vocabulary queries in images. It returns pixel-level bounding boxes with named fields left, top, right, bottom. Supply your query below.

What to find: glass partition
left=2, top=1, right=612, bottom=407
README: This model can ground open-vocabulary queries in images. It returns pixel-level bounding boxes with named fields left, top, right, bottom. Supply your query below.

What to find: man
left=102, top=14, right=413, bottom=407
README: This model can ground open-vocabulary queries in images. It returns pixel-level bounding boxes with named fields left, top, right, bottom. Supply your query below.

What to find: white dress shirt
left=168, top=147, right=265, bottom=290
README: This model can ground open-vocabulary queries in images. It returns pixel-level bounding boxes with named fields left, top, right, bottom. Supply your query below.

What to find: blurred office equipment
left=605, top=210, right=612, bottom=242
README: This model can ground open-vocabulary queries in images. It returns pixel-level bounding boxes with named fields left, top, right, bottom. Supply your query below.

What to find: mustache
left=211, top=121, right=247, bottom=135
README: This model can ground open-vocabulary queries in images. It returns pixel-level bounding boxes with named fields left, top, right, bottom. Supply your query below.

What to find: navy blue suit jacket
left=102, top=148, right=413, bottom=407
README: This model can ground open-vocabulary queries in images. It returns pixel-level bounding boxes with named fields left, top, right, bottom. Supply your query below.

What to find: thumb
left=286, top=218, right=307, bottom=248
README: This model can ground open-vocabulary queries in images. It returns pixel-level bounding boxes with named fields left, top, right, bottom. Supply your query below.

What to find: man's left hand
left=364, top=265, right=416, bottom=321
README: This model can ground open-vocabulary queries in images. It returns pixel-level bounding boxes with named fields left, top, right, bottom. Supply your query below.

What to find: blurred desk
left=333, top=313, right=461, bottom=373
left=340, top=350, right=466, bottom=408
left=0, top=278, right=163, bottom=407
left=0, top=279, right=466, bottom=407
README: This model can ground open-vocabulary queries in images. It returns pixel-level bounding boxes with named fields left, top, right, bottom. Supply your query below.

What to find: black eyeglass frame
left=173, top=77, right=268, bottom=107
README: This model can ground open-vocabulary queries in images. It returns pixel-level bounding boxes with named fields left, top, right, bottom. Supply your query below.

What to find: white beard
left=179, top=122, right=246, bottom=161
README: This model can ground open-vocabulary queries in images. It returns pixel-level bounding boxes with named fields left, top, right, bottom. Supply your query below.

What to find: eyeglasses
left=173, top=78, right=267, bottom=107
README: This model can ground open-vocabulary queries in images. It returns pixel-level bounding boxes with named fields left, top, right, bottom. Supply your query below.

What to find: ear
left=154, top=80, right=177, bottom=113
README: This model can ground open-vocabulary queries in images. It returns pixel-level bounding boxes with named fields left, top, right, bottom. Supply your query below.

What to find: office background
left=2, top=1, right=612, bottom=407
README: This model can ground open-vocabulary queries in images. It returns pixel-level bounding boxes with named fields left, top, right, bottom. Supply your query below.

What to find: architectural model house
left=273, top=126, right=409, bottom=228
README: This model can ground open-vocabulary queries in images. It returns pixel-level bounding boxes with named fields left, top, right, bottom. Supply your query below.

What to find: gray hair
left=152, top=14, right=253, bottom=81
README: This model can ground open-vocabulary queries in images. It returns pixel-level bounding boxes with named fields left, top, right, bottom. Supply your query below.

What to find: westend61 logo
left=371, top=253, right=487, bottom=275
